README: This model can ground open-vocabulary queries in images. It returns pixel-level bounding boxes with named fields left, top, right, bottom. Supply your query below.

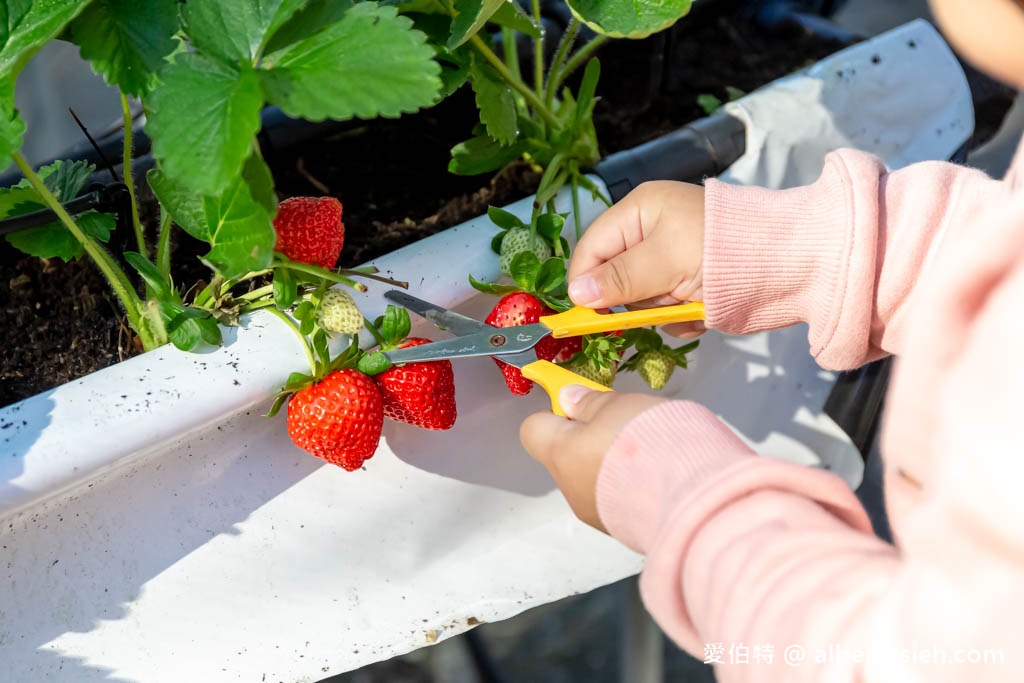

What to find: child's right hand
left=567, top=181, right=706, bottom=338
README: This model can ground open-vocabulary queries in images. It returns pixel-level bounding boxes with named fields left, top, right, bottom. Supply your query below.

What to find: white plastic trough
left=0, top=20, right=973, bottom=682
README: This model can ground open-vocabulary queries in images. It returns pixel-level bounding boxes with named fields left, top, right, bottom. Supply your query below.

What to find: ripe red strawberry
left=484, top=292, right=581, bottom=395
left=375, top=337, right=457, bottom=430
left=286, top=369, right=384, bottom=471
left=273, top=196, right=345, bottom=268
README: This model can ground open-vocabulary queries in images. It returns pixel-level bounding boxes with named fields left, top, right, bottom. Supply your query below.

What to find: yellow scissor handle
left=538, top=301, right=705, bottom=338
left=520, top=359, right=613, bottom=417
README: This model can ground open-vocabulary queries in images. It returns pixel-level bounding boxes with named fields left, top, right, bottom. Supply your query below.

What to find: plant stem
left=554, top=35, right=608, bottom=92
left=12, top=151, right=153, bottom=348
left=236, top=284, right=275, bottom=302
left=120, top=92, right=146, bottom=258
left=156, top=210, right=172, bottom=280
left=274, top=260, right=369, bottom=292
left=570, top=173, right=583, bottom=240
left=265, top=306, right=317, bottom=376
left=362, top=316, right=388, bottom=348
left=469, top=35, right=560, bottom=128
left=544, top=18, right=580, bottom=106
left=502, top=26, right=521, bottom=80
left=336, top=268, right=408, bottom=289
left=531, top=0, right=544, bottom=97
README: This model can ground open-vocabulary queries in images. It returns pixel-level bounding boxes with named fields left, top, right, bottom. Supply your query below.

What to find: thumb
left=567, top=239, right=678, bottom=308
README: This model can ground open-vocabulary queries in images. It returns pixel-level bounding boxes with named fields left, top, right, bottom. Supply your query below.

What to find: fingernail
left=560, top=384, right=592, bottom=413
left=568, top=276, right=600, bottom=306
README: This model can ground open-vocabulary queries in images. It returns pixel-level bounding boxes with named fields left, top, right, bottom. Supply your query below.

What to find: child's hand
left=568, top=181, right=705, bottom=338
left=520, top=385, right=666, bottom=531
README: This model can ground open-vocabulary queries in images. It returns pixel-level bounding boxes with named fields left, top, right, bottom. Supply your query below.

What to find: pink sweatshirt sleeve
left=702, top=150, right=1006, bottom=369
left=596, top=149, right=1024, bottom=681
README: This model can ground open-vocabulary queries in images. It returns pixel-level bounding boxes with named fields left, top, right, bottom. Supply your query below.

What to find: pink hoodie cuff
left=596, top=401, right=755, bottom=553
left=702, top=155, right=855, bottom=336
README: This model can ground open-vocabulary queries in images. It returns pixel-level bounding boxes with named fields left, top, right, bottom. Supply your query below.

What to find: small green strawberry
left=499, top=227, right=553, bottom=276
left=619, top=328, right=699, bottom=391
left=636, top=349, right=675, bottom=390
left=316, top=289, right=363, bottom=335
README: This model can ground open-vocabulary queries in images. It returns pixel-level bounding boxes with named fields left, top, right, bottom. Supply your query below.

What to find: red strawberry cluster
left=484, top=292, right=581, bottom=395
left=283, top=312, right=457, bottom=472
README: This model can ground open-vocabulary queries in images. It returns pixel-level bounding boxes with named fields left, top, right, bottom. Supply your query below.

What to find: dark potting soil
left=0, top=9, right=1014, bottom=407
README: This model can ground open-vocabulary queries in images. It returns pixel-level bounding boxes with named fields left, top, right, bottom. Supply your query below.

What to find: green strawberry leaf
left=201, top=176, right=276, bottom=278
left=509, top=251, right=541, bottom=292
left=147, top=53, right=264, bottom=196
left=4, top=210, right=114, bottom=262
left=147, top=167, right=206, bottom=238
left=124, top=251, right=172, bottom=299
left=490, top=230, right=506, bottom=255
left=357, top=350, right=393, bottom=376
left=197, top=315, right=223, bottom=346
left=312, top=328, right=331, bottom=369
left=448, top=0, right=505, bottom=48
left=449, top=135, right=524, bottom=175
left=574, top=58, right=600, bottom=130
left=535, top=212, right=565, bottom=244
left=697, top=93, right=722, bottom=116
left=242, top=151, right=278, bottom=215
left=152, top=166, right=274, bottom=279
left=181, top=0, right=306, bottom=66
left=566, top=0, right=692, bottom=38
left=469, top=55, right=518, bottom=147
left=487, top=205, right=524, bottom=231
left=0, top=1, right=88, bottom=77
left=294, top=300, right=315, bottom=321
left=67, top=0, right=179, bottom=97
left=489, top=1, right=539, bottom=38
left=273, top=267, right=298, bottom=309
left=534, top=256, right=566, bottom=294
left=36, top=159, right=94, bottom=202
left=380, top=304, right=411, bottom=346
left=260, top=2, right=441, bottom=122
left=468, top=273, right=519, bottom=296
left=0, top=186, right=39, bottom=219
left=261, top=0, right=355, bottom=56
left=0, top=75, right=24, bottom=169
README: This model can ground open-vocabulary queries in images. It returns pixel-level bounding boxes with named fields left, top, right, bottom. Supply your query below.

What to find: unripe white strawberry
left=499, top=228, right=553, bottom=275
left=637, top=349, right=674, bottom=390
left=316, top=289, right=363, bottom=335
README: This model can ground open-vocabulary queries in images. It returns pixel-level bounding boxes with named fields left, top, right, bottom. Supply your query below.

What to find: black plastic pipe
left=592, top=110, right=747, bottom=202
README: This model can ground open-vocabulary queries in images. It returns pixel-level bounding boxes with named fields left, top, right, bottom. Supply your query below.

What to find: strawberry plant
left=0, top=0, right=441, bottom=354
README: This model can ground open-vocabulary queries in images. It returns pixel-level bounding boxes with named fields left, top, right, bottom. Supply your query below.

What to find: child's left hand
left=520, top=385, right=666, bottom=532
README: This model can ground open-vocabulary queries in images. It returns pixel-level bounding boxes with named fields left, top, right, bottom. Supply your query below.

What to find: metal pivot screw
left=488, top=334, right=507, bottom=347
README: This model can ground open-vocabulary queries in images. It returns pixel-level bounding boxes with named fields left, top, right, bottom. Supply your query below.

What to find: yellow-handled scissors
left=381, top=290, right=706, bottom=416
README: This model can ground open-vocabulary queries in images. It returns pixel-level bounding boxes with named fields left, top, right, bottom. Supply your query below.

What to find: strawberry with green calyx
left=471, top=252, right=586, bottom=395
left=266, top=339, right=384, bottom=471
left=561, top=331, right=626, bottom=388
left=272, top=196, right=345, bottom=269
left=487, top=207, right=569, bottom=276
left=619, top=328, right=699, bottom=390
left=358, top=306, right=458, bottom=431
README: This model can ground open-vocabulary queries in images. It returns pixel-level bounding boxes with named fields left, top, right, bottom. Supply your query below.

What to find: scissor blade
left=382, top=323, right=551, bottom=364
left=383, top=290, right=490, bottom=337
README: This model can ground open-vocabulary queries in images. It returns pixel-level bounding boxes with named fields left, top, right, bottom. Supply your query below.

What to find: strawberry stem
left=120, top=91, right=146, bottom=258
left=570, top=174, right=583, bottom=241
left=544, top=18, right=580, bottom=107
left=362, top=316, right=388, bottom=348
left=553, top=35, right=607, bottom=94
left=265, top=306, right=317, bottom=376
left=12, top=151, right=156, bottom=350
left=337, top=268, right=408, bottom=289
left=274, top=259, right=368, bottom=292
left=156, top=210, right=173, bottom=280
